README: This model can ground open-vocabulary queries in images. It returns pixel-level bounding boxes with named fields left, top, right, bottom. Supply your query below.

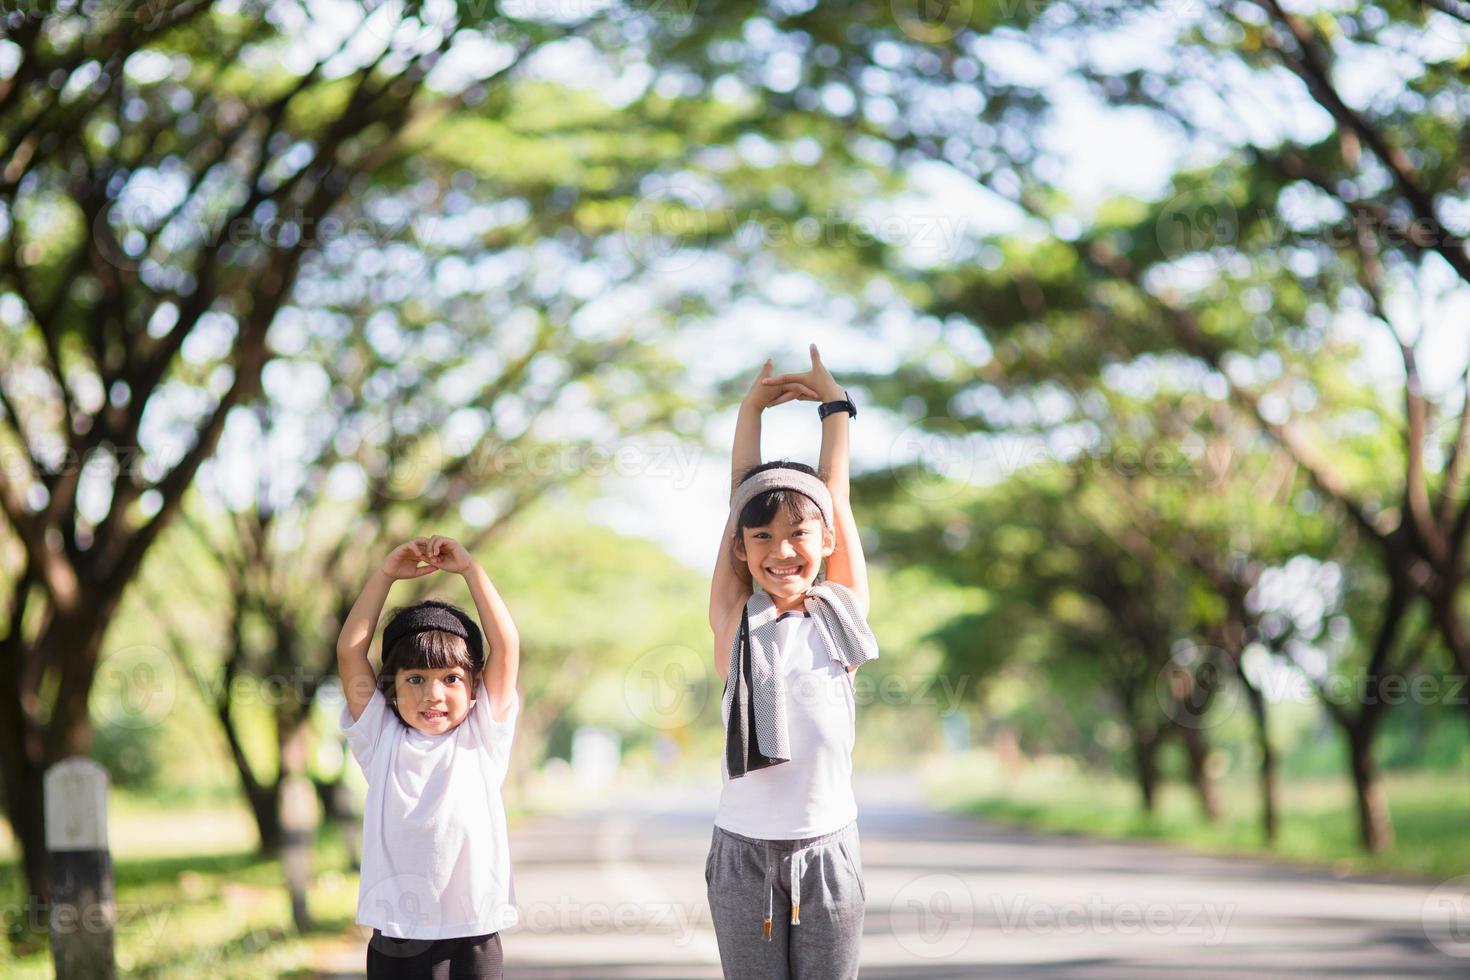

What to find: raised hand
left=381, top=539, right=439, bottom=580
left=742, top=357, right=823, bottom=411
left=760, top=344, right=844, bottom=404
left=424, top=535, right=473, bottom=574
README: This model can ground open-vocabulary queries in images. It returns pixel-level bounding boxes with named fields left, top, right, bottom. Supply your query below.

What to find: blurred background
left=1, top=0, right=1468, bottom=975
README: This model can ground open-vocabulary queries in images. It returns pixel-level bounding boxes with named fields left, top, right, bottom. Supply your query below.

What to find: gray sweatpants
left=705, top=822, right=865, bottom=980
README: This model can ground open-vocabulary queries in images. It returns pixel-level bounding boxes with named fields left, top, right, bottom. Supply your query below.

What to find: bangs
left=384, top=629, right=474, bottom=674
left=737, top=488, right=824, bottom=530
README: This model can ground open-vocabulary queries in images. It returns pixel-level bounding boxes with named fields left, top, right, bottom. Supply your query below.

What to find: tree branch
left=1255, top=0, right=1470, bottom=285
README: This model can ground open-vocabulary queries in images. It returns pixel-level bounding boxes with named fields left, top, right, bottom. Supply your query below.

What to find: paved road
left=496, top=773, right=1468, bottom=978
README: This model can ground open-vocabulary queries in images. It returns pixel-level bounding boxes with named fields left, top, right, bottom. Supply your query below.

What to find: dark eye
left=406, top=675, right=421, bottom=684
left=446, top=675, right=460, bottom=684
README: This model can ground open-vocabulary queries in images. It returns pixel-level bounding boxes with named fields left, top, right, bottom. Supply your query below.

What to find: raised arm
left=764, top=344, right=869, bottom=618
left=710, top=360, right=821, bottom=678
left=819, top=411, right=869, bottom=620
left=710, top=401, right=760, bottom=635
left=729, top=360, right=771, bottom=496
left=425, top=536, right=521, bottom=723
left=338, top=539, right=437, bottom=721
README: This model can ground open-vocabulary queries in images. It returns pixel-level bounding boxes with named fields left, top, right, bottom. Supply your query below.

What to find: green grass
left=925, top=751, right=1470, bottom=881
left=0, top=786, right=550, bottom=976
left=0, top=801, right=364, bottom=978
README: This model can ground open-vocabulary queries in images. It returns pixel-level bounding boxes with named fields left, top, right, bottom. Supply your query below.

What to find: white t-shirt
left=715, top=611, right=858, bottom=839
left=340, top=681, right=520, bottom=939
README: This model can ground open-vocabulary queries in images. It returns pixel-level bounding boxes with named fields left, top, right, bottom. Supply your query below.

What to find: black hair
left=377, top=600, right=480, bottom=726
left=732, top=460, right=825, bottom=533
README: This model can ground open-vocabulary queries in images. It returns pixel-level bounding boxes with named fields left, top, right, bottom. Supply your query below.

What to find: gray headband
left=729, top=468, right=833, bottom=528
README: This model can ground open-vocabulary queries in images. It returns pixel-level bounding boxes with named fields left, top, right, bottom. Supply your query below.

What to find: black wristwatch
left=818, top=389, right=857, bottom=420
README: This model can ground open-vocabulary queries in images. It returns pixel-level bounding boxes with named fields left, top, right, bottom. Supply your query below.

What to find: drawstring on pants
left=762, top=842, right=813, bottom=940
left=762, top=844, right=773, bottom=940
left=790, top=846, right=808, bottom=924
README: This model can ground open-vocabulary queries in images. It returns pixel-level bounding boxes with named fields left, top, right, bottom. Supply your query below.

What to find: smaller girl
left=337, top=535, right=520, bottom=980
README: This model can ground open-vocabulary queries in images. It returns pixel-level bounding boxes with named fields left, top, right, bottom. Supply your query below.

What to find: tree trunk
left=0, top=747, right=47, bottom=912
left=1347, top=722, right=1393, bottom=852
left=313, top=775, right=361, bottom=871
left=217, top=699, right=284, bottom=854
left=246, top=780, right=284, bottom=854
left=0, top=606, right=113, bottom=909
left=1429, top=595, right=1470, bottom=720
left=1129, top=724, right=1161, bottom=814
left=1175, top=722, right=1221, bottom=823
left=1242, top=680, right=1278, bottom=843
left=313, top=774, right=354, bottom=822
left=279, top=720, right=315, bottom=932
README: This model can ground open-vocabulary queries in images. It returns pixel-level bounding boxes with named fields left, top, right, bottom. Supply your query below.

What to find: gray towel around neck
left=724, top=582, right=879, bottom=779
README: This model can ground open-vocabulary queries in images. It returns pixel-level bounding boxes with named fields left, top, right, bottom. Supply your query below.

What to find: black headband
left=382, top=602, right=484, bottom=670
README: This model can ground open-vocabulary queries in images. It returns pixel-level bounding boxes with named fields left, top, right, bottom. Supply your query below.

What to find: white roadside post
left=44, top=757, right=116, bottom=979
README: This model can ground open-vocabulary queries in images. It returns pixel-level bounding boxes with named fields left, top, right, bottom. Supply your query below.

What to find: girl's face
left=736, top=513, right=834, bottom=600
left=393, top=666, right=474, bottom=735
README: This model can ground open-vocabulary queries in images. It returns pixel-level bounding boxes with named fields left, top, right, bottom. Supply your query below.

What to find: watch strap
left=818, top=389, right=856, bottom=420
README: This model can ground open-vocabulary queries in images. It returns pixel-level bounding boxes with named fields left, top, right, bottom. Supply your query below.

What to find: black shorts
left=366, top=928, right=503, bottom=980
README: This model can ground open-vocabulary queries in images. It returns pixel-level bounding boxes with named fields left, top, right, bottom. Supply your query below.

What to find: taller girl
left=706, top=345, right=878, bottom=980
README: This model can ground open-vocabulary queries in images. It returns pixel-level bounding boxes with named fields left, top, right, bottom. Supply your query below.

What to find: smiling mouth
left=420, top=709, right=447, bottom=721
left=765, top=563, right=805, bottom=578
